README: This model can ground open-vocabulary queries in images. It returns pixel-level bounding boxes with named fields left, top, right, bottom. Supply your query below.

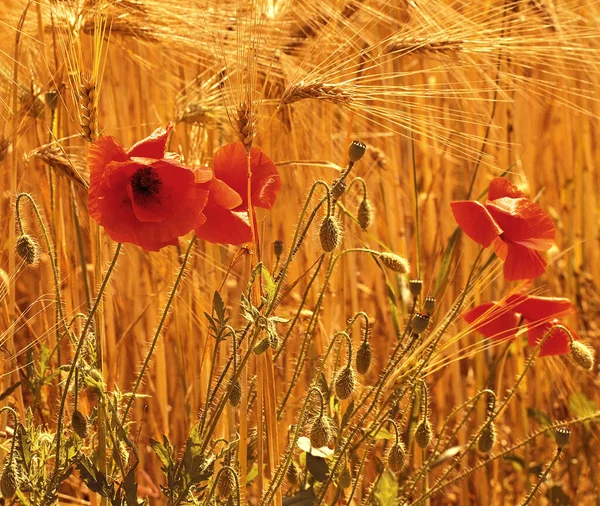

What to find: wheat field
left=1, top=0, right=600, bottom=505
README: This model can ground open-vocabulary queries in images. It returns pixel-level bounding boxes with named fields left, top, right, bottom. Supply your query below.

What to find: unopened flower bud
left=71, top=410, right=88, bottom=438
left=477, top=422, right=496, bottom=453
left=229, top=379, right=242, bottom=407
left=309, top=415, right=333, bottom=448
left=379, top=252, right=410, bottom=274
left=409, top=279, right=423, bottom=298
left=386, top=442, right=406, bottom=473
left=411, top=313, right=430, bottom=335
left=355, top=341, right=372, bottom=375
left=217, top=469, right=236, bottom=498
left=334, top=366, right=356, bottom=400
left=415, top=419, right=433, bottom=448
left=424, top=296, right=436, bottom=315
left=319, top=216, right=341, bottom=252
left=348, top=141, right=367, bottom=163
left=273, top=240, right=284, bottom=260
left=0, top=463, right=16, bottom=499
left=570, top=341, right=595, bottom=371
left=357, top=199, right=373, bottom=229
left=555, top=427, right=571, bottom=448
left=16, top=234, right=39, bottom=266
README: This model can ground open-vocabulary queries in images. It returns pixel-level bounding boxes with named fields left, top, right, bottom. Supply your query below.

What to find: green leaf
left=76, top=455, right=113, bottom=497
left=246, top=463, right=259, bottom=484
left=149, top=435, right=173, bottom=470
left=374, top=470, right=399, bottom=506
left=373, top=427, right=395, bottom=440
left=213, top=290, right=226, bottom=323
left=123, top=469, right=140, bottom=506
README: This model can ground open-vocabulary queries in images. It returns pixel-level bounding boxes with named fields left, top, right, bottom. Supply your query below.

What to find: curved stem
left=519, top=449, right=562, bottom=506
left=0, top=407, right=19, bottom=463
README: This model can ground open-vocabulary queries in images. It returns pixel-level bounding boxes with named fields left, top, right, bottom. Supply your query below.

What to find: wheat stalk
left=79, top=76, right=98, bottom=142
left=280, top=81, right=353, bottom=106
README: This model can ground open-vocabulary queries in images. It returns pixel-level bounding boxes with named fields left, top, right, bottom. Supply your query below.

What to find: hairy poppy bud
left=16, top=234, right=39, bottom=266
left=217, top=469, right=236, bottom=499
left=334, top=366, right=356, bottom=400
left=71, top=410, right=88, bottom=438
left=411, top=313, right=430, bottom=335
left=273, top=240, right=284, bottom=260
left=424, top=296, right=436, bottom=315
left=331, top=179, right=346, bottom=200
left=0, top=464, right=16, bottom=499
left=355, top=341, right=372, bottom=375
left=379, top=252, right=410, bottom=274
left=357, top=199, right=373, bottom=229
left=319, top=216, right=341, bottom=252
left=570, top=341, right=595, bottom=370
left=386, top=442, right=406, bottom=473
left=409, top=279, right=423, bottom=298
left=555, top=427, right=571, bottom=448
left=477, top=422, right=496, bottom=453
left=415, top=419, right=433, bottom=448
left=229, top=379, right=242, bottom=407
left=348, top=141, right=367, bottom=163
left=309, top=415, right=333, bottom=448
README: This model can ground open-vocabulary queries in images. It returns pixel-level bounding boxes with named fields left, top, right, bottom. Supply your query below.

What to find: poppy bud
left=334, top=366, right=356, bottom=400
left=386, top=442, right=406, bottom=473
left=355, top=341, right=372, bottom=375
left=331, top=179, right=346, bottom=200
left=273, top=240, right=284, bottom=260
left=424, top=296, right=436, bottom=315
left=0, top=463, right=16, bottom=499
left=379, top=252, right=410, bottom=274
left=357, top=199, right=373, bottom=229
left=348, top=141, right=367, bottom=163
left=217, top=469, right=236, bottom=499
left=71, top=410, right=88, bottom=438
left=555, top=427, right=571, bottom=448
left=409, top=279, right=423, bottom=298
left=229, top=379, right=242, bottom=407
left=254, top=338, right=270, bottom=355
left=477, top=422, right=496, bottom=453
left=0, top=136, right=9, bottom=163
left=16, top=234, right=39, bottom=266
left=319, top=216, right=341, bottom=252
left=411, top=313, right=430, bottom=335
left=309, top=415, right=333, bottom=448
left=415, top=419, right=433, bottom=448
left=570, top=341, right=595, bottom=371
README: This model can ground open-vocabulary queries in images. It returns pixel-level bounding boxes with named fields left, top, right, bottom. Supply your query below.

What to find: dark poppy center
left=131, top=167, right=162, bottom=200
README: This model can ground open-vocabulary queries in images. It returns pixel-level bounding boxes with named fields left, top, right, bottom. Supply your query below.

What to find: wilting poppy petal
left=195, top=207, right=252, bottom=245
left=527, top=320, right=577, bottom=356
left=506, top=294, right=573, bottom=321
left=128, top=123, right=173, bottom=159
left=451, top=201, right=503, bottom=247
left=502, top=242, right=547, bottom=280
left=487, top=177, right=527, bottom=200
left=486, top=198, right=555, bottom=251
left=463, top=301, right=519, bottom=340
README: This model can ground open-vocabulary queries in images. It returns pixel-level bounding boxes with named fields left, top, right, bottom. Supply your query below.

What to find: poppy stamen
left=131, top=167, right=162, bottom=200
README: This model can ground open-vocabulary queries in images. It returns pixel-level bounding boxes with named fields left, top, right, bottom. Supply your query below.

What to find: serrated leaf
left=77, top=455, right=113, bottom=497
left=374, top=470, right=399, bottom=506
left=213, top=290, right=226, bottom=323
left=149, top=436, right=173, bottom=469
left=123, top=469, right=140, bottom=506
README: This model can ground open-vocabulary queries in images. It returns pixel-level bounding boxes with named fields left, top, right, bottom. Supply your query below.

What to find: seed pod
left=570, top=341, right=595, bottom=370
left=229, top=379, right=242, bottom=407
left=334, top=366, right=356, bottom=400
left=415, top=420, right=433, bottom=448
left=555, top=427, right=571, bottom=448
left=411, top=313, right=430, bottom=335
left=253, top=337, right=270, bottom=355
left=319, top=216, right=341, bottom=252
left=379, top=252, right=410, bottom=274
left=273, top=240, right=284, bottom=260
left=16, top=234, right=39, bottom=266
left=409, top=279, right=423, bottom=298
left=0, top=464, right=16, bottom=499
left=309, top=415, right=333, bottom=448
left=357, top=199, right=373, bottom=229
left=424, top=296, right=436, bottom=315
left=217, top=469, right=236, bottom=499
left=71, top=410, right=88, bottom=438
left=331, top=179, right=346, bottom=200
left=348, top=141, right=367, bottom=163
left=386, top=442, right=406, bottom=473
left=477, top=422, right=496, bottom=453
left=355, top=341, right=372, bottom=375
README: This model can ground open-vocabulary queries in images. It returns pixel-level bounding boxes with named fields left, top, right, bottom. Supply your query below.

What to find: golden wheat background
left=1, top=0, right=600, bottom=504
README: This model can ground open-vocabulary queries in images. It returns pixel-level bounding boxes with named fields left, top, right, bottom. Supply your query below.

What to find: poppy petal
left=487, top=177, right=526, bottom=200
left=505, top=294, right=573, bottom=321
left=503, top=242, right=547, bottom=280
left=249, top=147, right=281, bottom=209
left=463, top=301, right=519, bottom=340
left=527, top=320, right=576, bottom=356
left=213, top=142, right=250, bottom=200
left=486, top=198, right=555, bottom=251
left=195, top=207, right=252, bottom=245
left=127, top=123, right=174, bottom=159
left=88, top=136, right=129, bottom=185
left=200, top=178, right=243, bottom=209
left=450, top=201, right=503, bottom=247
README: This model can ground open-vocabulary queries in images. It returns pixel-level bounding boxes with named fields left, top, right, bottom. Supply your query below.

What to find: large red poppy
left=88, top=123, right=211, bottom=251
left=194, top=142, right=282, bottom=245
left=451, top=178, right=555, bottom=280
left=463, top=294, right=578, bottom=356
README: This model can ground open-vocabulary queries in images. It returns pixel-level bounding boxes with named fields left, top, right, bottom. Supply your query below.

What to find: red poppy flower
left=451, top=178, right=555, bottom=280
left=464, top=294, right=578, bottom=356
left=88, top=123, right=210, bottom=251
left=194, top=142, right=282, bottom=245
